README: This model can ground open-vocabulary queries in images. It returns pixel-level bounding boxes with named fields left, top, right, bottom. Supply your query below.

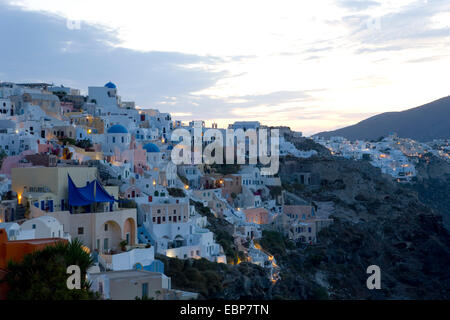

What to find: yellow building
left=68, top=113, right=105, bottom=134
left=12, top=166, right=136, bottom=253
left=12, top=166, right=118, bottom=212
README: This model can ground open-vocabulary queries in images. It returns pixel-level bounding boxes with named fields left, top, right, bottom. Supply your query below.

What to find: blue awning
left=94, top=180, right=115, bottom=203
left=68, top=174, right=115, bottom=207
left=68, top=175, right=93, bottom=207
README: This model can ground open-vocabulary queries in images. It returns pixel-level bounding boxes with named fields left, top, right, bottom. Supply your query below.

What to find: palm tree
left=2, top=239, right=97, bottom=300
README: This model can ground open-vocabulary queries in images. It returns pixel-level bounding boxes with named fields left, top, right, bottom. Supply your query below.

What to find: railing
left=98, top=253, right=113, bottom=270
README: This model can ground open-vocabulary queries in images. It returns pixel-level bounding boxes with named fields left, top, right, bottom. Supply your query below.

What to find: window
left=78, top=227, right=84, bottom=235
left=32, top=224, right=36, bottom=229
left=104, top=224, right=108, bottom=231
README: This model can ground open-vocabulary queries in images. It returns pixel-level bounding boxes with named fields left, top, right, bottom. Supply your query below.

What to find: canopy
left=68, top=175, right=115, bottom=207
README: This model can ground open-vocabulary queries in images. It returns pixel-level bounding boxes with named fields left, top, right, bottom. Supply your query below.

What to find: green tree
left=2, top=239, right=97, bottom=300
left=75, top=139, right=93, bottom=149
left=167, top=188, right=186, bottom=197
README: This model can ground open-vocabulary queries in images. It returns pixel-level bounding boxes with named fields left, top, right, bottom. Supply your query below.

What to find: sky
left=0, top=0, right=449, bottom=135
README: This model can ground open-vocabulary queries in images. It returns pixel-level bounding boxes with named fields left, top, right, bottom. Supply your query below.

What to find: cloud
left=355, top=45, right=408, bottom=54
left=344, top=0, right=450, bottom=46
left=0, top=2, right=224, bottom=106
left=155, top=90, right=317, bottom=122
left=2, top=0, right=450, bottom=136
left=336, top=0, right=380, bottom=11
left=406, top=55, right=449, bottom=63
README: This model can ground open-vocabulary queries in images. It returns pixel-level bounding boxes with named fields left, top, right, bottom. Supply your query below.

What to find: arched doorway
left=123, top=217, right=136, bottom=245
left=173, top=235, right=186, bottom=248
left=102, top=220, right=122, bottom=253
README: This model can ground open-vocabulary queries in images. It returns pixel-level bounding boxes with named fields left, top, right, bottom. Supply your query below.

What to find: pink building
left=114, top=137, right=147, bottom=175
left=0, top=150, right=34, bottom=176
left=60, top=102, right=74, bottom=115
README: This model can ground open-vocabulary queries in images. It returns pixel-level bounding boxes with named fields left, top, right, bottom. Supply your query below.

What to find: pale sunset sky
left=1, top=0, right=449, bottom=135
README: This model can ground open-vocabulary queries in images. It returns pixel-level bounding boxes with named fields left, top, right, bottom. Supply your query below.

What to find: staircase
left=138, top=226, right=155, bottom=246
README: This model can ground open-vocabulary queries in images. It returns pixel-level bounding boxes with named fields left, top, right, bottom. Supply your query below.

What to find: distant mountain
left=314, top=96, right=450, bottom=142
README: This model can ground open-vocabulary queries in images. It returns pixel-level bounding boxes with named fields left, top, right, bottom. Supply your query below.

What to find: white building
left=0, top=98, right=14, bottom=118
left=0, top=216, right=71, bottom=241
left=88, top=82, right=121, bottom=110
left=103, top=124, right=131, bottom=155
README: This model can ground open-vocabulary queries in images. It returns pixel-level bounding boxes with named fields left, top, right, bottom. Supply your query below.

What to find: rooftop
left=107, top=124, right=128, bottom=134
left=93, top=269, right=165, bottom=280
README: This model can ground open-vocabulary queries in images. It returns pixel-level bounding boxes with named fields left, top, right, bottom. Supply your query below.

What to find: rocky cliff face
left=407, top=155, right=450, bottom=230
left=158, top=255, right=274, bottom=299
left=272, top=153, right=450, bottom=299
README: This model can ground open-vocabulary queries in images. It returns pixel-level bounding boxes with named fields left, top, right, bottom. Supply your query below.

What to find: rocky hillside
left=272, top=153, right=450, bottom=299
left=405, top=155, right=450, bottom=230
left=157, top=255, right=273, bottom=300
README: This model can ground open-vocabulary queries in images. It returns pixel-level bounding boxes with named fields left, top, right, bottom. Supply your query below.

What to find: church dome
left=104, top=81, right=117, bottom=89
left=143, top=143, right=160, bottom=153
left=107, top=124, right=128, bottom=134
